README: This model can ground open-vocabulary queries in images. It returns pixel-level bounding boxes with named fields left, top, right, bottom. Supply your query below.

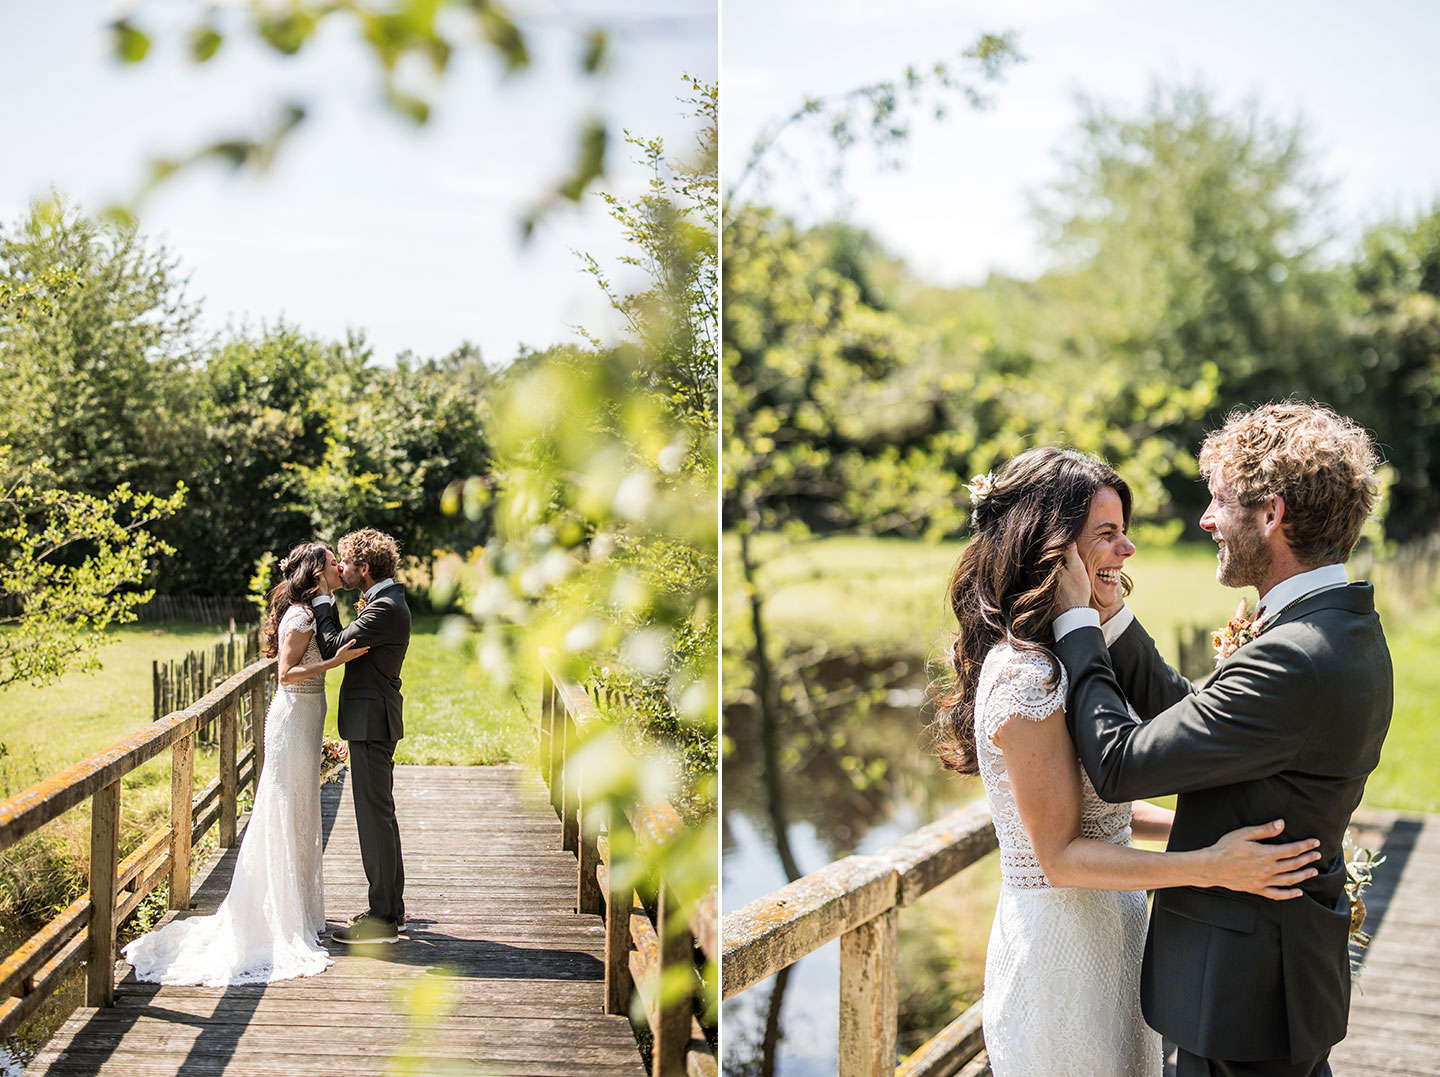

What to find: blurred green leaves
left=102, top=0, right=605, bottom=225
left=433, top=79, right=718, bottom=1030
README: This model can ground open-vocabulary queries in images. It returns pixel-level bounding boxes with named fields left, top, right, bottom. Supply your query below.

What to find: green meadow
left=728, top=534, right=1440, bottom=814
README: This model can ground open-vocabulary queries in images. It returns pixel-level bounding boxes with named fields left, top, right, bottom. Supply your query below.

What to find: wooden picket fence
left=0, top=659, right=277, bottom=1041
left=132, top=595, right=257, bottom=625
left=152, top=623, right=261, bottom=725
left=538, top=649, right=718, bottom=1077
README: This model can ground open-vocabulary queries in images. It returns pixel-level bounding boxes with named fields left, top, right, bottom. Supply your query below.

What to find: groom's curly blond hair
left=1199, top=401, right=1381, bottom=567
left=338, top=528, right=400, bottom=581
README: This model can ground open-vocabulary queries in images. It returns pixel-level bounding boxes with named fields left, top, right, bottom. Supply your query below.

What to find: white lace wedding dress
left=974, top=641, right=1161, bottom=1076
left=123, top=604, right=330, bottom=986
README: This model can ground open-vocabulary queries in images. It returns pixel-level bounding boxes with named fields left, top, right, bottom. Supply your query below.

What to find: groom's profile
left=1054, top=401, right=1393, bottom=1077
left=311, top=527, right=411, bottom=944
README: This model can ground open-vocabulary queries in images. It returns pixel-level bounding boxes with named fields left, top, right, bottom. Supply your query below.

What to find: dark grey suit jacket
left=313, top=582, right=412, bottom=742
left=1056, top=582, right=1392, bottom=1063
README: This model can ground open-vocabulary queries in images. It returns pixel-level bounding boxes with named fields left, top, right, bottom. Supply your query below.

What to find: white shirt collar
left=1257, top=563, right=1349, bottom=620
left=364, top=577, right=395, bottom=602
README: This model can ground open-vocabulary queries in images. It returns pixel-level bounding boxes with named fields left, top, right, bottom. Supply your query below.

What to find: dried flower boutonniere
left=1211, top=598, right=1268, bottom=667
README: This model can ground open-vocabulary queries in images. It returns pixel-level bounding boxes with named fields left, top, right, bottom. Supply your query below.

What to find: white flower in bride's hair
left=965, top=471, right=997, bottom=506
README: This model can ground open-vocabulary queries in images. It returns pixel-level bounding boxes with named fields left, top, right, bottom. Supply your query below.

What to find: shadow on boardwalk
left=1331, top=810, right=1440, bottom=1077
left=28, top=766, right=645, bottom=1077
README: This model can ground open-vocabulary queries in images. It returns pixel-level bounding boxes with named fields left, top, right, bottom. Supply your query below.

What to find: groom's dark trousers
left=1168, top=1044, right=1331, bottom=1076
left=1057, top=583, right=1391, bottom=1073
left=315, top=583, right=411, bottom=924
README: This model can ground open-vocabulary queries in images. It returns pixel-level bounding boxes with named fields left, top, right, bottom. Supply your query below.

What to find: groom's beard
left=1217, top=520, right=1271, bottom=590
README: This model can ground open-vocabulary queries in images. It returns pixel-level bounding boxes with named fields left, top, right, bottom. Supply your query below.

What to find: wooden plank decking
left=28, top=765, right=645, bottom=1076
left=1332, top=810, right=1440, bottom=1076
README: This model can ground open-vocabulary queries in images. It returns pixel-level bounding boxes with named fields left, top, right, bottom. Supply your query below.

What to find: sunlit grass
left=726, top=533, right=1440, bottom=813
left=725, top=533, right=1244, bottom=666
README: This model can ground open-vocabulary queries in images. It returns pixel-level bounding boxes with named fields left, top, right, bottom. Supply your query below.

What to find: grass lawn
left=727, top=533, right=1440, bottom=815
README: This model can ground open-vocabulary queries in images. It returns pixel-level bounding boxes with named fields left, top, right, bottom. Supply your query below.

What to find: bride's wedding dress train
left=123, top=605, right=330, bottom=986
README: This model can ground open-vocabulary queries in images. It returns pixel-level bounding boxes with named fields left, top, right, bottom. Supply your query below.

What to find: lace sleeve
left=280, top=604, right=316, bottom=643
left=982, top=648, right=1067, bottom=742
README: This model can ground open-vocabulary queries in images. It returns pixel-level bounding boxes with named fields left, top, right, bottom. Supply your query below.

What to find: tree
left=1028, top=83, right=1350, bottom=528
left=0, top=199, right=201, bottom=498
left=581, top=76, right=718, bottom=442
left=296, top=352, right=493, bottom=567
left=160, top=322, right=340, bottom=593
left=0, top=446, right=184, bottom=689
left=1350, top=206, right=1440, bottom=539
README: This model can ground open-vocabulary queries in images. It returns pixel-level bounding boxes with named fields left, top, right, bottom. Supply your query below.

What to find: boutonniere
left=1211, top=598, right=1268, bottom=666
left=355, top=597, right=367, bottom=613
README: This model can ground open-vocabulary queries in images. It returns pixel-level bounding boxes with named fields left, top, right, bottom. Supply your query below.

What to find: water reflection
left=722, top=658, right=986, bottom=1075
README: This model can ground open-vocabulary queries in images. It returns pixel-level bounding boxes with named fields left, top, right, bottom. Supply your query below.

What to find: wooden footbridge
left=722, top=804, right=1440, bottom=1076
left=1, top=656, right=717, bottom=1076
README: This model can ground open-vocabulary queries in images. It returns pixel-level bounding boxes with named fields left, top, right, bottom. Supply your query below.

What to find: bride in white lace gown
left=124, top=543, right=368, bottom=987
left=934, top=449, right=1322, bottom=1077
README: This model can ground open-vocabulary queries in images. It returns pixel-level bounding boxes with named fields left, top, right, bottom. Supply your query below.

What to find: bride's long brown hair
left=262, top=542, right=331, bottom=658
left=933, top=448, right=1132, bottom=775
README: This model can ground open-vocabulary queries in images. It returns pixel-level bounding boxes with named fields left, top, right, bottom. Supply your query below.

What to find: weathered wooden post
left=219, top=700, right=238, bottom=847
left=169, top=730, right=194, bottom=910
left=653, top=882, right=694, bottom=1077
left=838, top=909, right=899, bottom=1077
left=86, top=781, right=121, bottom=1007
left=543, top=674, right=562, bottom=820
left=577, top=783, right=602, bottom=916
left=560, top=711, right=578, bottom=855
left=250, top=679, right=267, bottom=788
left=604, top=814, right=633, bottom=1016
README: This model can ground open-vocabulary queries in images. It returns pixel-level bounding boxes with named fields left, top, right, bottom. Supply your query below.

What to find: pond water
left=721, top=660, right=987, bottom=1076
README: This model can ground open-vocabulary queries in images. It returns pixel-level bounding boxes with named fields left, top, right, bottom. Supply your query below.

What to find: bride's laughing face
left=1075, top=486, right=1135, bottom=615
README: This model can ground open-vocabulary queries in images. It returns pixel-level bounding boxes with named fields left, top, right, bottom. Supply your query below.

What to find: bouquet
left=321, top=738, right=349, bottom=784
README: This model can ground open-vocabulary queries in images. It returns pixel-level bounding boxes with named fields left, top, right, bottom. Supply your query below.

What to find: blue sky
left=1, top=1, right=717, bottom=366
left=722, top=0, right=1440, bottom=284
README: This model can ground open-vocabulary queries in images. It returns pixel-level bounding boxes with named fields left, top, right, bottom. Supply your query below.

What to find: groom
left=1052, top=402, right=1393, bottom=1077
left=312, top=527, right=411, bottom=944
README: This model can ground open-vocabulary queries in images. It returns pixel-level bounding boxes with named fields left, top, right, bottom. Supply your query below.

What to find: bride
left=124, top=542, right=369, bottom=986
left=932, top=448, right=1321, bottom=1076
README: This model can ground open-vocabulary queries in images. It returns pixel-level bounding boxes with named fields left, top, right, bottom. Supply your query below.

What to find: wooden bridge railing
left=722, top=803, right=1000, bottom=1077
left=538, top=649, right=718, bottom=1077
left=0, top=658, right=277, bottom=1041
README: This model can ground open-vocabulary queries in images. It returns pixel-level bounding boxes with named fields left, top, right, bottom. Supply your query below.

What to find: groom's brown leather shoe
left=348, top=909, right=405, bottom=931
left=333, top=915, right=401, bottom=944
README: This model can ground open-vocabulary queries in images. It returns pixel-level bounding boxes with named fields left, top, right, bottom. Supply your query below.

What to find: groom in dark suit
left=1052, top=402, right=1393, bottom=1077
left=312, top=527, right=411, bottom=944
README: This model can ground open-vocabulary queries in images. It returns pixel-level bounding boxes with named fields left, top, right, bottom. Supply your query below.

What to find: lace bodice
left=974, top=642, right=1133, bottom=889
left=280, top=605, right=325, bottom=695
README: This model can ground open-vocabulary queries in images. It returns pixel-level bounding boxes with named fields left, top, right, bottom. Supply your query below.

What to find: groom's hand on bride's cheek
left=1054, top=543, right=1092, bottom=614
